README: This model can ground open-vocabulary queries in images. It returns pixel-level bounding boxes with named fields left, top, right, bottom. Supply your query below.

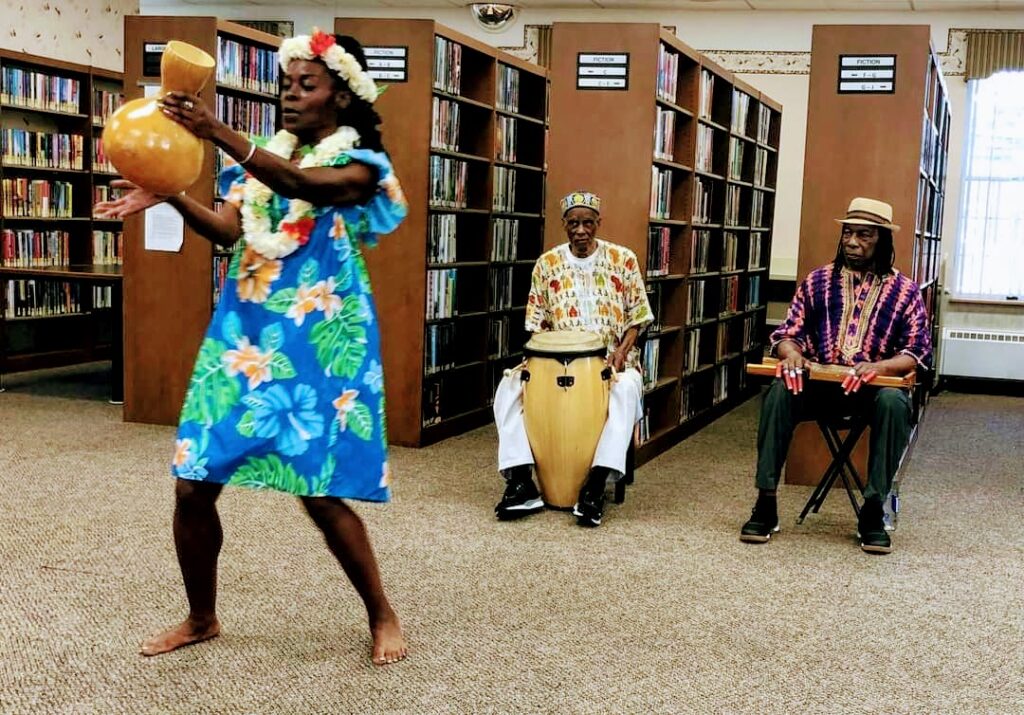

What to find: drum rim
left=523, top=346, right=607, bottom=358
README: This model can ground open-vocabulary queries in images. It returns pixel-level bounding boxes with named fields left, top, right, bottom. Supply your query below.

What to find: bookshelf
left=0, top=49, right=124, bottom=396
left=546, top=23, right=782, bottom=466
left=334, top=18, right=548, bottom=447
left=121, top=17, right=280, bottom=424
left=790, top=24, right=948, bottom=485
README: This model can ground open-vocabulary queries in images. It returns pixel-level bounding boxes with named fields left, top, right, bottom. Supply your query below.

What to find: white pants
left=493, top=367, right=643, bottom=476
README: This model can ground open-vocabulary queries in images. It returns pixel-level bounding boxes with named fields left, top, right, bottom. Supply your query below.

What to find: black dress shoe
left=573, top=467, right=609, bottom=527
left=740, top=494, right=780, bottom=543
left=857, top=498, right=893, bottom=554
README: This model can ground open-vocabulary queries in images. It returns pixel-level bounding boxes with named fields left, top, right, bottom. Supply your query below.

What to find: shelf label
left=577, top=52, right=629, bottom=90
left=837, top=55, right=896, bottom=94
left=142, top=42, right=167, bottom=78
left=364, top=46, right=408, bottom=82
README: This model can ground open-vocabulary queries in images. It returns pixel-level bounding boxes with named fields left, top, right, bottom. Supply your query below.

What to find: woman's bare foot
left=139, top=617, right=221, bottom=657
left=370, top=615, right=407, bottom=665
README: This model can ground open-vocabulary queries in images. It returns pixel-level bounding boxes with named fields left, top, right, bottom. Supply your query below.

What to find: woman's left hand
left=160, top=92, right=220, bottom=140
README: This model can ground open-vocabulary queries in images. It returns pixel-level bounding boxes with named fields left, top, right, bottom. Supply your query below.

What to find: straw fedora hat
left=834, top=197, right=900, bottom=233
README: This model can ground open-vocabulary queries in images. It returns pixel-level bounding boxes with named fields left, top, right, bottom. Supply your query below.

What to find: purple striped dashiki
left=770, top=263, right=932, bottom=367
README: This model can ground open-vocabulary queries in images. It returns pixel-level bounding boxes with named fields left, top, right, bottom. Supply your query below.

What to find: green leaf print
left=299, top=258, right=320, bottom=287
left=328, top=416, right=339, bottom=447
left=268, top=352, right=296, bottom=380
left=355, top=256, right=372, bottom=293
left=181, top=338, right=241, bottom=427
left=265, top=288, right=298, bottom=314
left=312, top=455, right=335, bottom=496
left=228, top=454, right=309, bottom=495
left=259, top=323, right=284, bottom=352
left=227, top=249, right=241, bottom=279
left=310, top=296, right=369, bottom=378
left=237, top=410, right=256, bottom=438
left=379, top=397, right=388, bottom=451
left=348, top=400, right=373, bottom=441
left=222, top=312, right=243, bottom=346
left=334, top=265, right=353, bottom=292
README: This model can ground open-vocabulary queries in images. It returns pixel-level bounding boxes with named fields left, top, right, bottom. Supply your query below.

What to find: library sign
left=363, top=46, right=408, bottom=83
left=837, top=55, right=896, bottom=94
left=576, top=52, right=629, bottom=90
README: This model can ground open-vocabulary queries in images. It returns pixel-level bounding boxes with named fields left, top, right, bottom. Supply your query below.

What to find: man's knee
left=174, top=478, right=220, bottom=510
left=762, top=378, right=795, bottom=412
left=874, top=387, right=910, bottom=418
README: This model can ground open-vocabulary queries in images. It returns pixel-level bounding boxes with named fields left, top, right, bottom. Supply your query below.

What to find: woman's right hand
left=94, top=180, right=170, bottom=219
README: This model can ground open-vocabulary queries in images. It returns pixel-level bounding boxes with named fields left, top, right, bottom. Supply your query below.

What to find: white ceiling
left=174, top=0, right=1024, bottom=8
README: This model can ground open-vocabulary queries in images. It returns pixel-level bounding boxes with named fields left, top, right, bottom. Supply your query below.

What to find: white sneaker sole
left=497, top=498, right=544, bottom=518
left=572, top=504, right=602, bottom=526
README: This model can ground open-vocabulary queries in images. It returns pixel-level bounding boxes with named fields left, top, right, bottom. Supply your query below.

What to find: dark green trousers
left=755, top=378, right=912, bottom=501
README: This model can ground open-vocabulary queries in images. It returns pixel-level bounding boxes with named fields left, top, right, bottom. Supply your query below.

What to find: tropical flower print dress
left=171, top=147, right=407, bottom=501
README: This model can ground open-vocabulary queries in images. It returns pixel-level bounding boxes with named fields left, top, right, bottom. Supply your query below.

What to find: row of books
left=916, top=176, right=944, bottom=237
left=646, top=226, right=671, bottom=277
left=496, top=64, right=520, bottom=114
left=725, top=185, right=743, bottom=226
left=698, top=70, right=715, bottom=120
left=428, top=155, right=469, bottom=209
left=647, top=283, right=663, bottom=332
left=693, top=177, right=714, bottom=224
left=1, top=129, right=83, bottom=169
left=1, top=178, right=74, bottom=218
left=656, top=44, right=680, bottom=103
left=731, top=90, right=752, bottom=136
left=691, top=230, right=711, bottom=273
left=720, top=275, right=740, bottom=316
left=92, top=89, right=124, bottom=124
left=649, top=167, right=673, bottom=220
left=493, top=166, right=517, bottom=213
left=432, top=36, right=463, bottom=96
left=757, top=105, right=772, bottom=145
left=425, top=322, right=458, bottom=375
left=728, top=138, right=745, bottom=181
left=716, top=322, right=731, bottom=361
left=488, top=266, right=514, bottom=311
left=93, top=184, right=127, bottom=206
left=3, top=279, right=82, bottom=318
left=713, top=364, right=729, bottom=404
left=637, top=407, right=653, bottom=445
left=696, top=124, right=715, bottom=173
left=496, top=115, right=517, bottom=164
left=749, top=234, right=764, bottom=269
left=687, top=279, right=706, bottom=325
left=216, top=94, right=276, bottom=138
left=491, top=217, right=520, bottom=262
left=1, top=67, right=81, bottom=114
left=753, top=147, right=770, bottom=187
left=747, top=275, right=761, bottom=309
left=684, top=330, right=701, bottom=375
left=216, top=37, right=279, bottom=95
left=92, top=230, right=123, bottom=265
left=653, top=107, right=676, bottom=162
left=431, top=97, right=461, bottom=152
left=752, top=191, right=768, bottom=228
left=912, top=233, right=941, bottom=287
left=426, top=268, right=457, bottom=320
left=488, top=316, right=512, bottom=359
left=641, top=337, right=661, bottom=392
left=1, top=229, right=70, bottom=267
left=428, top=212, right=457, bottom=264
left=212, top=254, right=232, bottom=307
left=93, top=137, right=116, bottom=174
left=721, top=232, right=739, bottom=272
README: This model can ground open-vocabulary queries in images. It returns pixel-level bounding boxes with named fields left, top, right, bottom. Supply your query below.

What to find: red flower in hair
left=310, top=29, right=336, bottom=57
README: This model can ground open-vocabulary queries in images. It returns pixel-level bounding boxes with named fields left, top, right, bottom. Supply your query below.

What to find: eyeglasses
left=564, top=218, right=597, bottom=230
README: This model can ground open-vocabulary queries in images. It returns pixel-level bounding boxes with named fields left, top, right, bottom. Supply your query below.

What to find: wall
left=1, top=0, right=138, bottom=71
left=142, top=2, right=1024, bottom=340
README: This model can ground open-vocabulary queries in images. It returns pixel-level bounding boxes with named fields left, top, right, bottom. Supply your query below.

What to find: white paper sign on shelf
left=144, top=203, right=185, bottom=253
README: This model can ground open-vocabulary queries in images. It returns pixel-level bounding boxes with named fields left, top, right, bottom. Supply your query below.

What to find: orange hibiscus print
left=237, top=246, right=282, bottom=303
left=333, top=389, right=360, bottom=429
left=286, top=285, right=320, bottom=327
left=173, top=438, right=192, bottom=468
left=223, top=338, right=273, bottom=389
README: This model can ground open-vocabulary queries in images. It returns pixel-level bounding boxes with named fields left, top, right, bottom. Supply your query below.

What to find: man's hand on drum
left=93, top=179, right=168, bottom=219
left=160, top=92, right=221, bottom=140
left=775, top=340, right=811, bottom=395
left=842, top=361, right=880, bottom=395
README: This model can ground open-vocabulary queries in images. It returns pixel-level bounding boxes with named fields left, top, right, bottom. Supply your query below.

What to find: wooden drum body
left=102, top=40, right=216, bottom=195
left=522, top=331, right=611, bottom=508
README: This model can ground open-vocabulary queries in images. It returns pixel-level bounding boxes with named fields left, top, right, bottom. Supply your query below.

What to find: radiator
left=940, top=328, right=1024, bottom=380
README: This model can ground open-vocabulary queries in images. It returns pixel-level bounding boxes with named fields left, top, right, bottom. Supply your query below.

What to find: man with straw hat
left=740, top=197, right=932, bottom=554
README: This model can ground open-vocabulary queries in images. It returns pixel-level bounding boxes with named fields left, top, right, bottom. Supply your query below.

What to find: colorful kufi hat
left=560, top=190, right=601, bottom=216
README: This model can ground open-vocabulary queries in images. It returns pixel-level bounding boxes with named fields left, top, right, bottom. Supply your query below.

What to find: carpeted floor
left=1, top=363, right=1022, bottom=714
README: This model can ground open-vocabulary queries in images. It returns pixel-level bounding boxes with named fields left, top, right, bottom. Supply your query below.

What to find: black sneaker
left=740, top=494, right=780, bottom=543
left=572, top=467, right=608, bottom=527
left=857, top=498, right=893, bottom=554
left=495, top=466, right=544, bottom=521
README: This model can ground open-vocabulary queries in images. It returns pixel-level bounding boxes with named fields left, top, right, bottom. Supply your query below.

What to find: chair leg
left=798, top=421, right=868, bottom=523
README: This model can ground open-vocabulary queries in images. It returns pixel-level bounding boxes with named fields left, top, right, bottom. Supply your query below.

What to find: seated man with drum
left=740, top=197, right=932, bottom=554
left=493, top=190, right=653, bottom=527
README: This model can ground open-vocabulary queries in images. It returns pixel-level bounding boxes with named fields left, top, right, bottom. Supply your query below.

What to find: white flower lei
left=240, top=126, right=361, bottom=260
left=279, top=31, right=379, bottom=105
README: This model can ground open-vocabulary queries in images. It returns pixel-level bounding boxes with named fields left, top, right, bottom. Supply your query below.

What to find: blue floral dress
left=171, top=147, right=407, bottom=501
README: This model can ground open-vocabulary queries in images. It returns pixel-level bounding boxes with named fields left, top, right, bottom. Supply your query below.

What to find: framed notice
left=363, top=46, right=408, bottom=83
left=576, top=52, right=629, bottom=90
left=142, top=42, right=167, bottom=78
left=837, top=55, right=896, bottom=94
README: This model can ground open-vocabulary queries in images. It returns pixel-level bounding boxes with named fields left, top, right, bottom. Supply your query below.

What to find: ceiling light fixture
left=469, top=3, right=518, bottom=33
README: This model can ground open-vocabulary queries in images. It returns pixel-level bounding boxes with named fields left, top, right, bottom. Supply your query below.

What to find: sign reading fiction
left=142, top=42, right=167, bottom=78
left=363, top=46, right=408, bottom=82
left=837, top=55, right=896, bottom=94
left=576, top=52, right=629, bottom=90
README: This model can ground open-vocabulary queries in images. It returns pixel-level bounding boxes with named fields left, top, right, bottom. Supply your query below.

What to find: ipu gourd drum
left=101, top=41, right=216, bottom=195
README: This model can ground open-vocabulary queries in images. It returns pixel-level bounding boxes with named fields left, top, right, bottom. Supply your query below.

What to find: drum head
left=524, top=330, right=606, bottom=358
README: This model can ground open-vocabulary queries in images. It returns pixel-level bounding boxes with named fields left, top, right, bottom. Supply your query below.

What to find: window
left=954, top=71, right=1024, bottom=299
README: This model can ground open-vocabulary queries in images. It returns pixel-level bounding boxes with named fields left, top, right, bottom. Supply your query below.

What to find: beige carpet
left=1, top=363, right=1022, bottom=714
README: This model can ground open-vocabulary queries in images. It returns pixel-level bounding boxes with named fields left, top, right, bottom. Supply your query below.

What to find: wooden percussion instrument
left=521, top=331, right=612, bottom=509
left=745, top=357, right=915, bottom=389
left=102, top=40, right=216, bottom=195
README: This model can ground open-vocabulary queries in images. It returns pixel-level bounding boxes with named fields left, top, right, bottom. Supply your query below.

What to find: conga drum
left=522, top=331, right=611, bottom=508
